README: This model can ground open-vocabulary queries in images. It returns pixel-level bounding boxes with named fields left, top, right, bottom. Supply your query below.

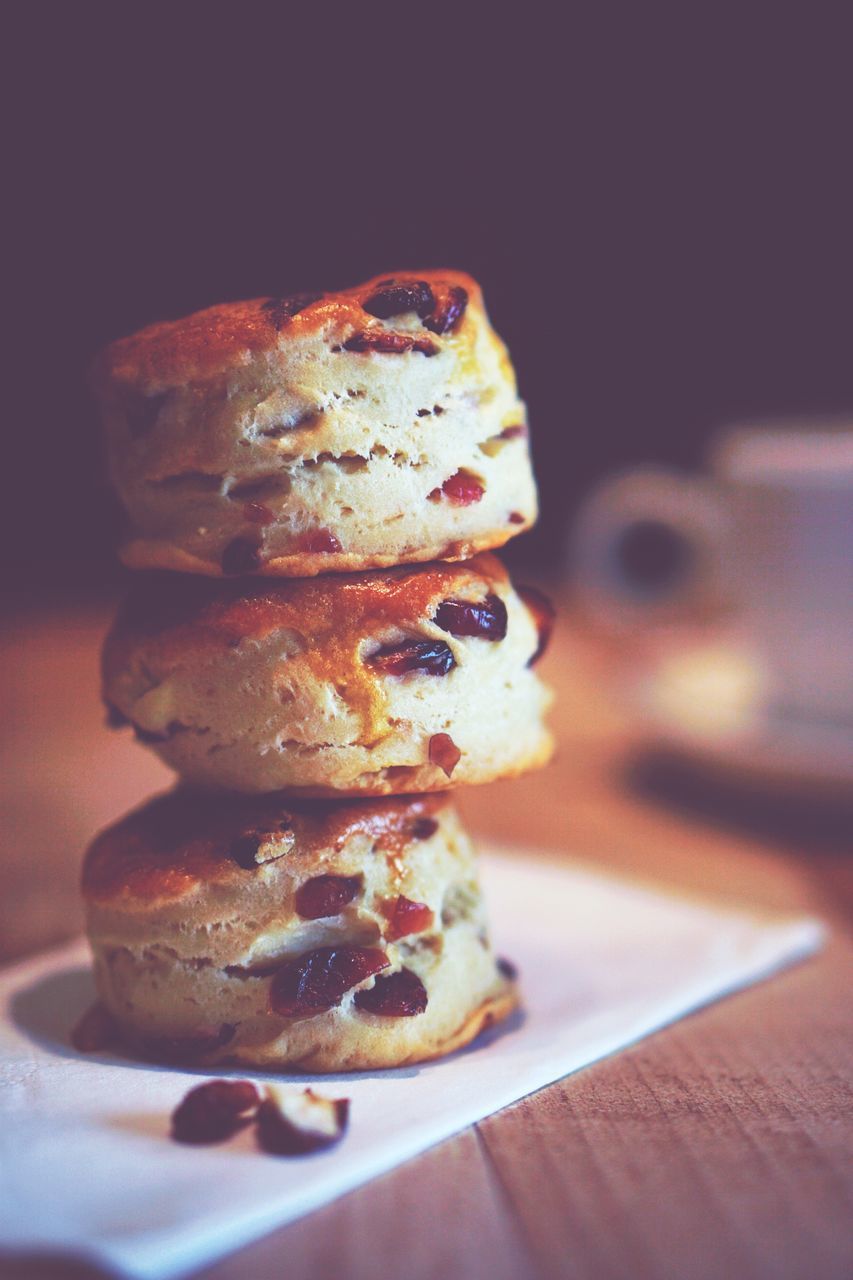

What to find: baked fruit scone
left=102, top=554, right=555, bottom=796
left=91, top=271, right=537, bottom=578
left=82, top=790, right=517, bottom=1071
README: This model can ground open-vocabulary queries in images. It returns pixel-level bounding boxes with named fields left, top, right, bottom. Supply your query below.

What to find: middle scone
left=103, top=553, right=554, bottom=796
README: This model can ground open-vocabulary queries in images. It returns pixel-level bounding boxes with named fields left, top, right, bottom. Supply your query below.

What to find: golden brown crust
left=105, top=553, right=509, bottom=661
left=82, top=790, right=450, bottom=907
left=92, top=270, right=483, bottom=393
left=103, top=553, right=512, bottom=752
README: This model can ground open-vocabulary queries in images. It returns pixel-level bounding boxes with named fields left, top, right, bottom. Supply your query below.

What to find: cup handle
left=569, top=467, right=730, bottom=627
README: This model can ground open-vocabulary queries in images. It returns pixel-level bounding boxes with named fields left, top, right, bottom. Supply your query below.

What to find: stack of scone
left=85, top=272, right=553, bottom=1071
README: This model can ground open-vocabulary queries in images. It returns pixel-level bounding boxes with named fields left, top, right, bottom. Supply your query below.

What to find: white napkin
left=0, top=851, right=823, bottom=1280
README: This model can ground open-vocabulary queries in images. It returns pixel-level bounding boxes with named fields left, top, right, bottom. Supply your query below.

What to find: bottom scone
left=82, top=790, right=517, bottom=1071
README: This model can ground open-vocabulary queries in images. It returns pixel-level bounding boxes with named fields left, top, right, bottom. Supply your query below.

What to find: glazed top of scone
left=105, top=552, right=511, bottom=659
left=82, top=790, right=450, bottom=907
left=92, top=270, right=482, bottom=392
left=102, top=554, right=518, bottom=740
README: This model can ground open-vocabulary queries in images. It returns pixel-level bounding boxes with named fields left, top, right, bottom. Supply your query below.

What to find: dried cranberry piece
left=509, top=511, right=526, bottom=525
left=295, top=875, right=361, bottom=920
left=436, top=471, right=485, bottom=505
left=499, top=424, right=528, bottom=440
left=71, top=1002, right=120, bottom=1053
left=298, top=528, right=342, bottom=554
left=261, top=293, right=323, bottom=330
left=257, top=1088, right=349, bottom=1155
left=517, top=585, right=556, bottom=665
left=429, top=732, right=461, bottom=778
left=270, top=946, right=389, bottom=1017
left=434, top=594, right=507, bottom=641
left=343, top=331, right=438, bottom=356
left=411, top=816, right=439, bottom=841
left=222, top=536, right=263, bottom=575
left=362, top=278, right=435, bottom=319
left=497, top=956, right=519, bottom=981
left=354, top=968, right=428, bottom=1017
left=171, top=1080, right=260, bottom=1145
left=138, top=1023, right=236, bottom=1063
left=423, top=286, right=469, bottom=334
left=243, top=502, right=274, bottom=525
left=368, top=639, right=455, bottom=677
left=383, top=895, right=434, bottom=941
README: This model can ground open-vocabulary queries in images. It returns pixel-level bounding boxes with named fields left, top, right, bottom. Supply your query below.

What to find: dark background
left=6, top=4, right=853, bottom=596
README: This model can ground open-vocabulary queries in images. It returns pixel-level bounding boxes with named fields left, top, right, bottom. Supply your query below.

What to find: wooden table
left=2, top=596, right=851, bottom=1280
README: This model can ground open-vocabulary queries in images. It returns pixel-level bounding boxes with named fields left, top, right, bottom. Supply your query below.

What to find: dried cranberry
left=429, top=732, right=461, bottom=777
left=411, top=816, right=439, bottom=841
left=362, top=279, right=435, bottom=319
left=243, top=502, right=274, bottom=525
left=295, top=875, right=361, bottom=920
left=257, top=1088, right=349, bottom=1155
left=497, top=956, right=519, bottom=981
left=71, top=1002, right=119, bottom=1053
left=423, top=286, right=468, bottom=334
left=500, top=424, right=528, bottom=440
left=343, top=331, right=438, bottom=356
left=517, top=585, right=556, bottom=665
left=354, top=968, right=428, bottom=1016
left=437, top=471, right=484, bottom=505
left=261, top=293, right=323, bottom=330
left=138, top=1023, right=236, bottom=1063
left=509, top=512, right=526, bottom=524
left=298, top=528, right=342, bottom=554
left=368, top=639, right=455, bottom=678
left=434, top=594, right=507, bottom=640
left=270, top=946, right=389, bottom=1017
left=221, top=536, right=263, bottom=575
left=171, top=1080, right=260, bottom=1145
left=383, top=896, right=434, bottom=941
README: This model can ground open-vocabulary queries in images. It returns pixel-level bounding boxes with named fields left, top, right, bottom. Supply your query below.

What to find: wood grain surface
left=1, top=595, right=850, bottom=1280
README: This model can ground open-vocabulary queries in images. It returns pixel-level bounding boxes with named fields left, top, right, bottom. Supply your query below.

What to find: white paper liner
left=0, top=851, right=824, bottom=1279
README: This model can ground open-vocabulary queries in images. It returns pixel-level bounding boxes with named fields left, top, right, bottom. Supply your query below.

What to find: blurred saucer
left=635, top=643, right=853, bottom=793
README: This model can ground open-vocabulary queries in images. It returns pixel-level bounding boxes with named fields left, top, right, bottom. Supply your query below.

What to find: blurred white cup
left=572, top=421, right=853, bottom=726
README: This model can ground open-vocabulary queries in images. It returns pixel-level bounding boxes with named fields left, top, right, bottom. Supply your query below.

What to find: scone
left=82, top=790, right=517, bottom=1071
left=102, top=554, right=555, bottom=796
left=91, top=271, right=537, bottom=578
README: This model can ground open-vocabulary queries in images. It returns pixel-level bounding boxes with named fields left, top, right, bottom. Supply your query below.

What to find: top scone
left=92, top=271, right=537, bottom=577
